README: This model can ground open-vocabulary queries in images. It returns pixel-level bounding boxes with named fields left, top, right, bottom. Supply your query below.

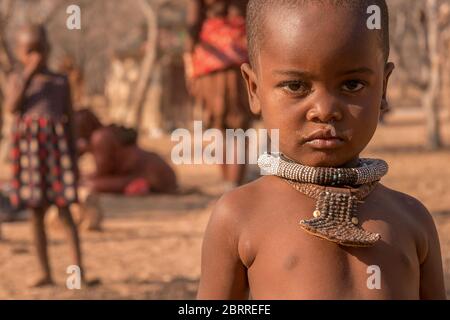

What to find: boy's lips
left=302, top=129, right=346, bottom=149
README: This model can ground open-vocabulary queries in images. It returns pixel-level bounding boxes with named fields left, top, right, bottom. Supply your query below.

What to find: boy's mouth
left=303, top=129, right=345, bottom=150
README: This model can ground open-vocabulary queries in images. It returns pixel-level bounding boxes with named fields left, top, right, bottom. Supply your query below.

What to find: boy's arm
left=417, top=204, right=447, bottom=299
left=197, top=194, right=249, bottom=300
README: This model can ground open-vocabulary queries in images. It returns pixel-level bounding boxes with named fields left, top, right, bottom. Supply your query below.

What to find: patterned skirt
left=9, top=116, right=78, bottom=209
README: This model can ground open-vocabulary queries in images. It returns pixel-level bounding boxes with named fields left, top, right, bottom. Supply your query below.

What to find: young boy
left=197, top=0, right=446, bottom=299
left=4, top=24, right=84, bottom=287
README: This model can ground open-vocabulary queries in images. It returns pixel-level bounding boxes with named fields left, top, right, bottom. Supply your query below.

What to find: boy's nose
left=305, top=94, right=343, bottom=124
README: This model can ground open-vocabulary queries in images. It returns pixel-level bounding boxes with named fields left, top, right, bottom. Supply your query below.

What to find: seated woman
left=75, top=109, right=178, bottom=195
left=72, top=109, right=178, bottom=231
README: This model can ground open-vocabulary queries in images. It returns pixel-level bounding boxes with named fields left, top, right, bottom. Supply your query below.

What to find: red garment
left=124, top=178, right=150, bottom=196
left=192, top=16, right=248, bottom=78
left=9, top=116, right=78, bottom=209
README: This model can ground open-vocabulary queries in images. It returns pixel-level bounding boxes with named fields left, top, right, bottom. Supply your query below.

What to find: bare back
left=90, top=128, right=177, bottom=193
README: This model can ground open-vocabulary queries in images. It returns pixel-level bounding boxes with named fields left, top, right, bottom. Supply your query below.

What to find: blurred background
left=0, top=0, right=449, bottom=299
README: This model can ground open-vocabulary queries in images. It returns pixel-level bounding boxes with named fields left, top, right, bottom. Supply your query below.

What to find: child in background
left=4, top=24, right=85, bottom=287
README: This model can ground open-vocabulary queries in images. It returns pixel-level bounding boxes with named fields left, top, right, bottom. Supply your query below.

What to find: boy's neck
left=283, top=153, right=361, bottom=169
left=339, top=157, right=361, bottom=169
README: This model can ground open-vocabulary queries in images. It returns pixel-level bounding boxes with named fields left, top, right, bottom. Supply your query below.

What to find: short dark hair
left=17, top=23, right=49, bottom=53
left=108, top=125, right=138, bottom=146
left=246, top=0, right=390, bottom=67
left=74, top=109, right=102, bottom=141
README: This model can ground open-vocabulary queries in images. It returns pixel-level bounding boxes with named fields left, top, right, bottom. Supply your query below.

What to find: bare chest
left=240, top=197, right=420, bottom=299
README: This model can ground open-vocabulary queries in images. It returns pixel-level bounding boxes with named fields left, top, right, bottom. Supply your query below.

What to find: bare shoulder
left=216, top=176, right=277, bottom=210
left=376, top=183, right=434, bottom=226
left=204, top=176, right=277, bottom=264
left=375, top=184, right=438, bottom=260
left=211, top=176, right=280, bottom=228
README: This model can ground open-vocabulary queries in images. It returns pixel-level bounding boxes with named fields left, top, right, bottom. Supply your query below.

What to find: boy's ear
left=241, top=63, right=262, bottom=115
left=381, top=62, right=395, bottom=112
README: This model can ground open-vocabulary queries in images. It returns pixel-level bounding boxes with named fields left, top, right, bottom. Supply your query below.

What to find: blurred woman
left=185, top=0, right=252, bottom=189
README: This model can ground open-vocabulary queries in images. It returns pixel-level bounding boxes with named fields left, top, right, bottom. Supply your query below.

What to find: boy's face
left=242, top=4, right=394, bottom=167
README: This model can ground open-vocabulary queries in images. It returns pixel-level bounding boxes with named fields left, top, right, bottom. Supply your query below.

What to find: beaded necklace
left=257, top=153, right=388, bottom=247
left=258, top=153, right=388, bottom=186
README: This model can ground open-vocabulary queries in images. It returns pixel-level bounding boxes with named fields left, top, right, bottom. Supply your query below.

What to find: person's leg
left=58, top=206, right=101, bottom=287
left=79, top=190, right=103, bottom=232
left=210, top=72, right=227, bottom=131
left=30, top=206, right=53, bottom=286
left=222, top=136, right=247, bottom=188
left=223, top=68, right=249, bottom=187
left=202, top=72, right=229, bottom=183
left=220, top=134, right=247, bottom=188
left=57, top=206, right=83, bottom=278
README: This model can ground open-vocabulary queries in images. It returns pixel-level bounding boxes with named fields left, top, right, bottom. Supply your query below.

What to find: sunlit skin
left=197, top=4, right=446, bottom=300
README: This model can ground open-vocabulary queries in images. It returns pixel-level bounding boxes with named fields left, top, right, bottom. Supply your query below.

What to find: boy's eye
left=342, top=80, right=365, bottom=92
left=280, top=81, right=311, bottom=96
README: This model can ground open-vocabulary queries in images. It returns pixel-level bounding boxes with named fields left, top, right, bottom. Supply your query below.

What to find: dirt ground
left=0, top=110, right=449, bottom=299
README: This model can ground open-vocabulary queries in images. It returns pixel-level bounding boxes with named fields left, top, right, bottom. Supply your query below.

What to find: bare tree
left=130, top=0, right=166, bottom=131
left=0, top=0, right=14, bottom=95
left=0, top=0, right=15, bottom=147
left=423, top=0, right=442, bottom=149
left=390, top=0, right=450, bottom=150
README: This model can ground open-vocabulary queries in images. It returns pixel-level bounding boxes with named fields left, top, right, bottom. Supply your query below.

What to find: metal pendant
left=299, top=190, right=380, bottom=247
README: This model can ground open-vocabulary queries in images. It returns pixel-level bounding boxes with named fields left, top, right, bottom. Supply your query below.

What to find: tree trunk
left=132, top=0, right=159, bottom=132
left=0, top=3, right=14, bottom=149
left=424, top=0, right=443, bottom=150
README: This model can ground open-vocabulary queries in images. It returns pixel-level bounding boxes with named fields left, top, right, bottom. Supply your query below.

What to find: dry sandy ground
left=0, top=110, right=449, bottom=299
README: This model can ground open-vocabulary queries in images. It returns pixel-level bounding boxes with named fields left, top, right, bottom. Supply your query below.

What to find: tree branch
left=39, top=0, right=66, bottom=24
left=0, top=0, right=13, bottom=22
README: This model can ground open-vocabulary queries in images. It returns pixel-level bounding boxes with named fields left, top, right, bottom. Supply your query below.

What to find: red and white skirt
left=9, top=116, right=78, bottom=209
